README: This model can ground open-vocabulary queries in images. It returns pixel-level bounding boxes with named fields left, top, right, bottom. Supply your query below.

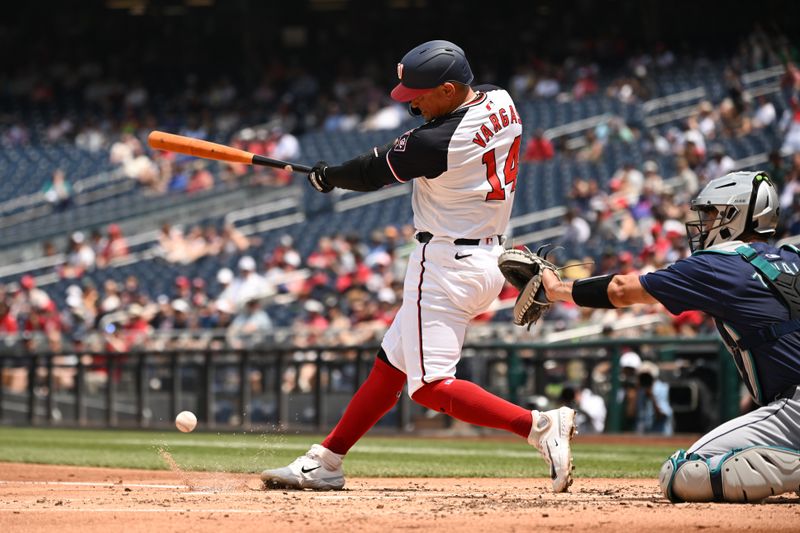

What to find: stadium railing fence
left=0, top=336, right=735, bottom=435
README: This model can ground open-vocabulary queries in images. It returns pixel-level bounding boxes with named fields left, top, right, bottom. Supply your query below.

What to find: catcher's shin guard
left=659, top=446, right=800, bottom=503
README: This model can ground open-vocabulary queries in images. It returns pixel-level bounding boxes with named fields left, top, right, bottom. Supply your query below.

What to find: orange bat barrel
left=147, top=130, right=313, bottom=173
left=147, top=131, right=254, bottom=164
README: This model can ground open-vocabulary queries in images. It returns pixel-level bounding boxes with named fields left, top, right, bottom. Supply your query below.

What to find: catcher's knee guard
left=659, top=447, right=800, bottom=503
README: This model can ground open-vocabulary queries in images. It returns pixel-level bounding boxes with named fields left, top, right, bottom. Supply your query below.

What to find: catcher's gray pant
left=659, top=385, right=800, bottom=502
left=688, top=385, right=800, bottom=460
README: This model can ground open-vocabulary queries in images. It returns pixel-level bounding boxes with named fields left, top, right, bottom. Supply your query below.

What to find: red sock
left=322, top=357, right=406, bottom=455
left=411, top=379, right=533, bottom=438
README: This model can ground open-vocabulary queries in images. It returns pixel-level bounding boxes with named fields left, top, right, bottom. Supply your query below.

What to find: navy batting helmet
left=390, top=40, right=474, bottom=102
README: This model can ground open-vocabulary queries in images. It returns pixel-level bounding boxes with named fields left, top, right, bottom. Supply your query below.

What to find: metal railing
left=0, top=336, right=734, bottom=433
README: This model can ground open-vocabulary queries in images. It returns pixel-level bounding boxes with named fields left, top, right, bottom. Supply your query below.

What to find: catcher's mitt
left=497, top=246, right=561, bottom=327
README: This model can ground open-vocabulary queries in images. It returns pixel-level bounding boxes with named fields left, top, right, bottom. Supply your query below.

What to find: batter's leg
left=321, top=350, right=406, bottom=454
left=261, top=350, right=406, bottom=490
left=412, top=378, right=576, bottom=492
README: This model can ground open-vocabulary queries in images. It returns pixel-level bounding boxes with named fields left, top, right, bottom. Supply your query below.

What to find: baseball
left=283, top=164, right=293, bottom=171
left=175, top=411, right=197, bottom=433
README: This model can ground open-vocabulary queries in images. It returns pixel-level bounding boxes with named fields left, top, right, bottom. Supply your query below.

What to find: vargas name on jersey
left=385, top=85, right=523, bottom=239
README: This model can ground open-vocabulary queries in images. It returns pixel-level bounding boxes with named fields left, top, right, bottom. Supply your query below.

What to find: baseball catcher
left=523, top=171, right=800, bottom=503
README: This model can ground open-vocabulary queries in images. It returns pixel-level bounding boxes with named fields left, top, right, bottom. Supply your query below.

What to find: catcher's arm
left=541, top=270, right=658, bottom=307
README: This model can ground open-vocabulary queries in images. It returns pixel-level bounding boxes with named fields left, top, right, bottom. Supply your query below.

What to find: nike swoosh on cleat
left=454, top=252, right=472, bottom=260
left=301, top=466, right=321, bottom=474
left=546, top=444, right=557, bottom=480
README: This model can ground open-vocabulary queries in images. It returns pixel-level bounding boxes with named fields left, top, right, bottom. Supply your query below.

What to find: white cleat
left=261, top=444, right=345, bottom=491
left=528, top=406, right=577, bottom=493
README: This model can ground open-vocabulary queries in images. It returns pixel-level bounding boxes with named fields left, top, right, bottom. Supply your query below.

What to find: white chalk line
left=37, top=436, right=539, bottom=459
left=0, top=480, right=490, bottom=501
left=0, top=480, right=186, bottom=489
left=16, top=436, right=659, bottom=461
left=0, top=508, right=268, bottom=514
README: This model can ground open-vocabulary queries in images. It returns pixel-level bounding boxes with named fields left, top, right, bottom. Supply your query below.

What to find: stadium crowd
left=1, top=24, right=800, bottom=359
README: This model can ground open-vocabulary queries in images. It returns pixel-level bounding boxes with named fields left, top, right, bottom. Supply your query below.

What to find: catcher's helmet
left=390, top=40, right=474, bottom=102
left=686, top=171, right=780, bottom=252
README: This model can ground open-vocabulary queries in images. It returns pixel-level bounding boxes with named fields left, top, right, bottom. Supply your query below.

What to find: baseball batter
left=261, top=40, right=576, bottom=492
left=538, top=171, right=800, bottom=502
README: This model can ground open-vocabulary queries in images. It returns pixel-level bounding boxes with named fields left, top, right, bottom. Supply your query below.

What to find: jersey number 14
left=483, top=135, right=521, bottom=201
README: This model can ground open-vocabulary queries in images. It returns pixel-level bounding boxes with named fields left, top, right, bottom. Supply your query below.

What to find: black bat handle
left=252, top=154, right=313, bottom=174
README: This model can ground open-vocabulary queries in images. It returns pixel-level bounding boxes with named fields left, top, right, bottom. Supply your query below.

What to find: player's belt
left=415, top=232, right=504, bottom=246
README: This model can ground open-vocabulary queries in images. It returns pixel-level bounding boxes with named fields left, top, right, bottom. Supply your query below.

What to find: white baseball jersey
left=379, top=85, right=524, bottom=395
left=385, top=85, right=523, bottom=239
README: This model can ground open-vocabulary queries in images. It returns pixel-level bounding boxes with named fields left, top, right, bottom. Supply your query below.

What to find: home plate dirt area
left=0, top=463, right=797, bottom=532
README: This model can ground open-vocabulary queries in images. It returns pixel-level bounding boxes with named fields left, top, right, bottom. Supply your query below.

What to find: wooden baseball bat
left=147, top=130, right=313, bottom=173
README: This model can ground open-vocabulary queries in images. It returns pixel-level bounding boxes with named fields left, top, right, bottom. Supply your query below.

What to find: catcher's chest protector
left=735, top=244, right=800, bottom=318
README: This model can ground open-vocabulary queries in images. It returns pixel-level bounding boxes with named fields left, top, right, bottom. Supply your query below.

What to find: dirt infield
left=0, top=463, right=797, bottom=532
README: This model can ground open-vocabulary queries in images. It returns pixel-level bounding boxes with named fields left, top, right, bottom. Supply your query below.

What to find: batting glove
left=308, top=162, right=334, bottom=193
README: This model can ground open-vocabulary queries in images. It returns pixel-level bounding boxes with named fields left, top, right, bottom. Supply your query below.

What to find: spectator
left=533, top=67, right=560, bottom=98
left=221, top=255, right=272, bottom=309
left=360, top=101, right=405, bottom=131
left=227, top=298, right=273, bottom=348
left=169, top=299, right=192, bottom=330
left=42, top=169, right=72, bottom=211
left=157, top=223, right=189, bottom=263
left=183, top=225, right=209, bottom=262
left=215, top=267, right=235, bottom=309
left=642, top=160, right=664, bottom=196
left=559, top=383, right=607, bottom=434
left=14, top=275, right=53, bottom=316
left=695, top=101, right=717, bottom=140
left=220, top=222, right=253, bottom=255
left=114, top=134, right=159, bottom=187
left=191, top=278, right=209, bottom=307
left=267, top=126, right=300, bottom=185
left=779, top=95, right=800, bottom=155
left=609, top=161, right=644, bottom=207
left=752, top=95, right=776, bottom=130
left=99, top=279, right=122, bottom=318
left=572, top=66, right=598, bottom=99
left=0, top=299, right=18, bottom=334
left=174, top=276, right=192, bottom=301
left=704, top=144, right=736, bottom=181
left=97, top=224, right=130, bottom=267
left=575, top=130, right=603, bottom=162
left=202, top=225, right=224, bottom=256
left=673, top=156, right=699, bottom=200
left=124, top=303, right=152, bottom=348
left=185, top=161, right=215, bottom=193
left=523, top=129, right=555, bottom=161
left=61, top=231, right=96, bottom=279
left=718, top=96, right=751, bottom=137
left=23, top=299, right=62, bottom=351
left=635, top=361, right=673, bottom=435
left=300, top=299, right=329, bottom=332
left=619, top=351, right=642, bottom=431
left=74, top=120, right=107, bottom=153
left=561, top=208, right=591, bottom=246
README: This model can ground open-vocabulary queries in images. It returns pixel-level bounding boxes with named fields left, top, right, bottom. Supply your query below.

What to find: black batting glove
left=308, top=161, right=334, bottom=193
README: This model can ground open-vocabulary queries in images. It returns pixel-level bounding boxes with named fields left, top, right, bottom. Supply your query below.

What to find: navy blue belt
left=776, top=384, right=799, bottom=401
left=415, top=232, right=504, bottom=246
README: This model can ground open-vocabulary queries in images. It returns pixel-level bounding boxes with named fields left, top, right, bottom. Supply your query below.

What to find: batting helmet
left=390, top=40, right=474, bottom=102
left=686, top=171, right=780, bottom=252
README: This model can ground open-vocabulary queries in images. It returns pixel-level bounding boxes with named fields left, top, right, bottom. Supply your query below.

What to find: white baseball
left=175, top=411, right=197, bottom=433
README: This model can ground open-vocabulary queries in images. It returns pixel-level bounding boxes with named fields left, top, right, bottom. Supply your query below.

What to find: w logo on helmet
left=397, top=63, right=404, bottom=80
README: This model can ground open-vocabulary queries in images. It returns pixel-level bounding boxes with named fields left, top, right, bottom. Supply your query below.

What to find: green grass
left=0, top=427, right=677, bottom=478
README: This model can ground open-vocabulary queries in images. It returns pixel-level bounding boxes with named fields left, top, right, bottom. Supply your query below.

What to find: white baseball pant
left=381, top=235, right=505, bottom=396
